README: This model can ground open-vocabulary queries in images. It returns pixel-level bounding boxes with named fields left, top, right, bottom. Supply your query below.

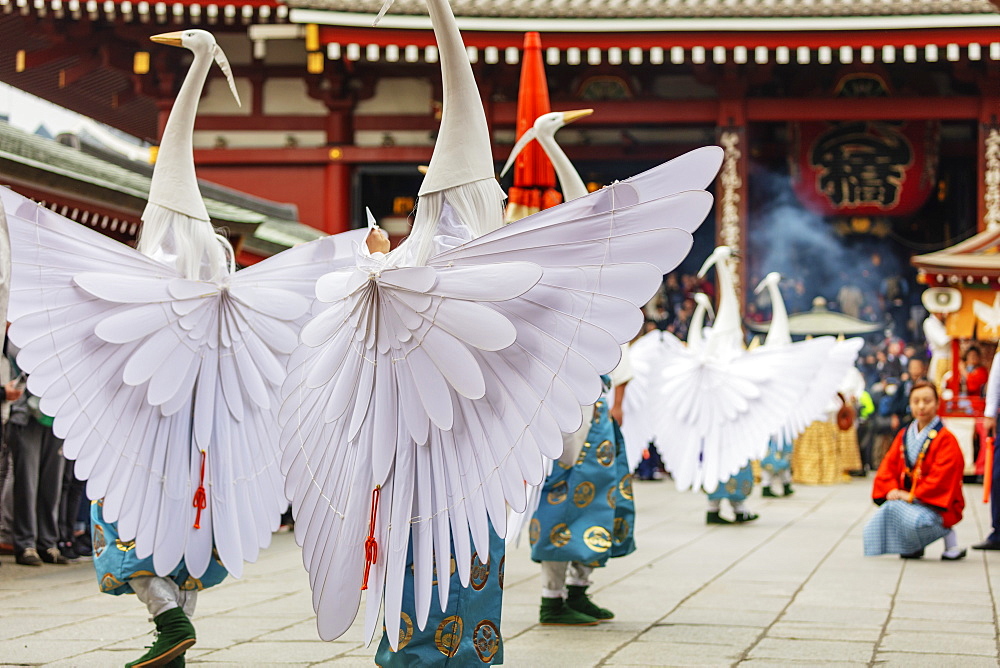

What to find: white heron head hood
left=146, top=29, right=240, bottom=223
left=416, top=0, right=497, bottom=196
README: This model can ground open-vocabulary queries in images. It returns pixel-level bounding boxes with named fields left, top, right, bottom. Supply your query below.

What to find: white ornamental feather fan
left=3, top=29, right=368, bottom=582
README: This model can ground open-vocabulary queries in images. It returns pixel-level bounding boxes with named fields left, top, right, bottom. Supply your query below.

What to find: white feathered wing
left=651, top=332, right=840, bottom=493
left=280, top=147, right=724, bottom=647
left=3, top=186, right=364, bottom=578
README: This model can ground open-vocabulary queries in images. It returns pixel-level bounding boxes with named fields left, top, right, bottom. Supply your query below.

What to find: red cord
left=361, top=486, right=381, bottom=591
left=192, top=450, right=207, bottom=529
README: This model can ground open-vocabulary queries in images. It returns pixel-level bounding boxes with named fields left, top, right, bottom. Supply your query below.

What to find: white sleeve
left=986, top=352, right=1000, bottom=418
left=922, top=316, right=950, bottom=349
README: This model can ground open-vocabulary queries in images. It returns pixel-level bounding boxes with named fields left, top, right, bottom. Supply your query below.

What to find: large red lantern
left=790, top=73, right=939, bottom=218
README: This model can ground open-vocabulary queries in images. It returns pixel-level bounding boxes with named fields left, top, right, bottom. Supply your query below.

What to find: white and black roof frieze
left=286, top=0, right=998, bottom=19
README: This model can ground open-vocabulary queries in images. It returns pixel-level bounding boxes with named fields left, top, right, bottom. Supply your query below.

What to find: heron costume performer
left=627, top=246, right=862, bottom=520
left=278, top=0, right=725, bottom=664
left=1, top=29, right=365, bottom=667
left=499, top=63, right=641, bottom=625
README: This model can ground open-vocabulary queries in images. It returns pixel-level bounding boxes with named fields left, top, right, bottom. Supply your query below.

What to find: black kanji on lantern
left=810, top=121, right=914, bottom=210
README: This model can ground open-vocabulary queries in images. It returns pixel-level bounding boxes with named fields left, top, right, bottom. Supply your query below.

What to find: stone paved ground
left=2, top=478, right=999, bottom=667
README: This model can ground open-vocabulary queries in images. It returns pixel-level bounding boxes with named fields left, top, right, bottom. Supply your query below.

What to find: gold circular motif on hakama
left=434, top=615, right=463, bottom=658
left=583, top=526, right=612, bottom=553
left=100, top=573, right=124, bottom=592
left=498, top=556, right=505, bottom=590
left=420, top=556, right=458, bottom=585
left=740, top=479, right=753, bottom=496
left=115, top=538, right=136, bottom=552
left=128, top=570, right=156, bottom=580
left=550, top=523, right=572, bottom=547
left=613, top=517, right=631, bottom=545
left=607, top=485, right=617, bottom=509
left=547, top=480, right=568, bottom=505
left=473, top=619, right=501, bottom=663
left=398, top=612, right=414, bottom=650
left=528, top=519, right=540, bottom=546
left=180, top=577, right=205, bottom=591
left=725, top=478, right=738, bottom=494
left=92, top=524, right=106, bottom=557
left=619, top=474, right=634, bottom=500
left=573, top=481, right=596, bottom=508
left=470, top=552, right=490, bottom=591
left=596, top=440, right=615, bottom=467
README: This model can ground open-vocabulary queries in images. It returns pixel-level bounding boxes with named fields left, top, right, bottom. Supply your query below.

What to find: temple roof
left=912, top=227, right=1000, bottom=279
left=290, top=0, right=999, bottom=19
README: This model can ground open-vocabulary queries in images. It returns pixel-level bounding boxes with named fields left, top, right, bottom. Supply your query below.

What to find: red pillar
left=323, top=101, right=354, bottom=235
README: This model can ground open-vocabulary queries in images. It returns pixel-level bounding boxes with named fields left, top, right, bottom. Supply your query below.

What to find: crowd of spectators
left=0, top=338, right=91, bottom=568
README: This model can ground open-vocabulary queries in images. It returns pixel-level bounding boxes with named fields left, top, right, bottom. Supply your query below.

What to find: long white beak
left=697, top=252, right=718, bottom=279
left=500, top=126, right=538, bottom=178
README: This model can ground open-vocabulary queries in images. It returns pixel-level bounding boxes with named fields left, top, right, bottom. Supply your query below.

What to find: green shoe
left=566, top=585, right=614, bottom=620
left=783, top=483, right=794, bottom=497
left=165, top=654, right=185, bottom=668
left=761, top=487, right=779, bottom=498
left=125, top=607, right=196, bottom=668
left=706, top=511, right=732, bottom=525
left=539, top=597, right=600, bottom=626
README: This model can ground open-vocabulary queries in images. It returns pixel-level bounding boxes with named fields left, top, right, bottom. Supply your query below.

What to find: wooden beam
left=59, top=57, right=100, bottom=88
left=194, top=115, right=329, bottom=132
left=745, top=96, right=981, bottom=121
left=16, top=43, right=83, bottom=71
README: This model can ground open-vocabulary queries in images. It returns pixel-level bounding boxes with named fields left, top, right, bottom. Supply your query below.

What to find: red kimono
left=872, top=426, right=965, bottom=528
left=966, top=366, right=988, bottom=395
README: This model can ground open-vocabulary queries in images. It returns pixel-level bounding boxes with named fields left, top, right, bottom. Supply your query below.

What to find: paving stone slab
left=873, top=651, right=1000, bottom=667
left=662, top=607, right=777, bottom=628
left=0, top=639, right=108, bottom=664
left=607, top=640, right=740, bottom=666
left=765, top=622, right=882, bottom=643
left=0, top=614, right=90, bottom=641
left=41, top=648, right=138, bottom=666
left=878, top=631, right=998, bottom=656
left=639, top=623, right=761, bottom=646
left=196, top=640, right=353, bottom=663
left=885, top=618, right=996, bottom=636
left=748, top=638, right=874, bottom=662
left=739, top=661, right=868, bottom=668
left=891, top=600, right=994, bottom=623
left=779, top=604, right=888, bottom=627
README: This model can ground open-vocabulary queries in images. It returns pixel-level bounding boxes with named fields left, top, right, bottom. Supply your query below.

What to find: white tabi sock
left=942, top=529, right=964, bottom=557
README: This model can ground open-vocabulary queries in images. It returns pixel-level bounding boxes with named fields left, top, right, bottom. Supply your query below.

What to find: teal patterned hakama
left=376, top=530, right=505, bottom=666
left=530, top=390, right=636, bottom=566
left=707, top=464, right=755, bottom=503
left=90, top=501, right=228, bottom=596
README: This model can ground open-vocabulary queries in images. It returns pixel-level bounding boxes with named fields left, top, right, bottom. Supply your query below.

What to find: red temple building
left=2, top=0, right=1000, bottom=308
